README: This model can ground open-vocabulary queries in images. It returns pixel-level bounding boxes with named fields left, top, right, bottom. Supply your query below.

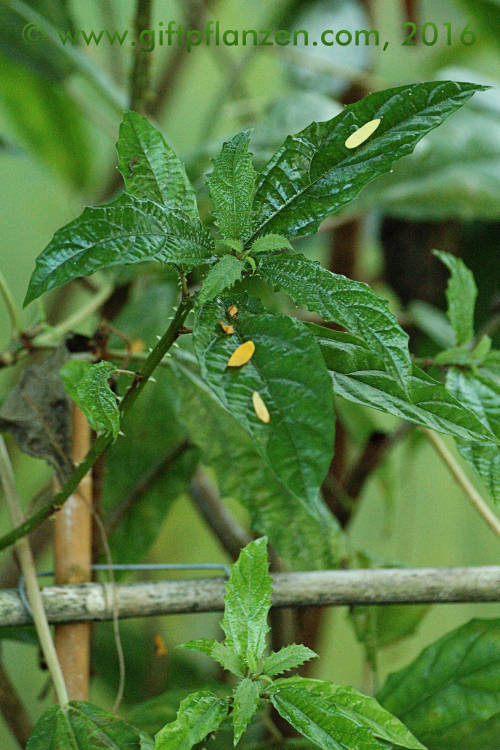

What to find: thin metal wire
left=18, top=562, right=230, bottom=619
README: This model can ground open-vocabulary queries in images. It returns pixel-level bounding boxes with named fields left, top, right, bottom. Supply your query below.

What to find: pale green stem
left=0, top=271, right=22, bottom=338
left=424, top=429, right=500, bottom=540
left=5, top=0, right=126, bottom=113
left=0, top=437, right=69, bottom=706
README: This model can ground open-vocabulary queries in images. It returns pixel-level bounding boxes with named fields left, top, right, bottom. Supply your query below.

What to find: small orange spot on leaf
left=219, top=320, right=234, bottom=335
left=228, top=304, right=238, bottom=318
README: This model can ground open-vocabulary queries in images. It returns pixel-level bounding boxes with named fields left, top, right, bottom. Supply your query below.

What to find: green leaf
left=311, top=324, right=498, bottom=445
left=258, top=253, right=410, bottom=388
left=24, top=193, right=215, bottom=306
left=378, top=618, right=500, bottom=750
left=26, top=700, right=143, bottom=749
left=221, top=538, right=271, bottom=672
left=208, top=129, right=257, bottom=241
left=193, top=295, right=335, bottom=503
left=171, top=363, right=345, bottom=571
left=249, top=234, right=294, bottom=254
left=446, top=367, right=500, bottom=504
left=180, top=638, right=219, bottom=657
left=350, top=108, right=500, bottom=221
left=116, top=111, right=199, bottom=219
left=261, top=644, right=318, bottom=677
left=232, top=678, right=261, bottom=746
left=154, top=691, right=228, bottom=750
left=198, top=255, right=246, bottom=305
left=268, top=677, right=425, bottom=749
left=179, top=639, right=244, bottom=677
left=251, top=81, right=485, bottom=240
left=433, top=250, right=477, bottom=345
left=60, top=360, right=119, bottom=439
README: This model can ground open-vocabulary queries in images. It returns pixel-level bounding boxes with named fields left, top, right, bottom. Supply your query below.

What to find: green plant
left=1, top=78, right=500, bottom=749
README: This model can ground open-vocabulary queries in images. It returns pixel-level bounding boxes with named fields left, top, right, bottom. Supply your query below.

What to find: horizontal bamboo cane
left=1, top=566, right=500, bottom=627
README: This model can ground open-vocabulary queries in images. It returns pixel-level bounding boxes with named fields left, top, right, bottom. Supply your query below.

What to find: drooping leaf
left=0, top=0, right=76, bottom=82
left=24, top=193, right=215, bottom=305
left=258, top=253, right=410, bottom=387
left=198, top=255, right=245, bottom=305
left=250, top=234, right=294, bottom=255
left=378, top=618, right=500, bottom=750
left=179, top=639, right=244, bottom=677
left=310, top=324, right=498, bottom=445
left=193, top=295, right=335, bottom=503
left=221, top=538, right=271, bottom=672
left=251, top=81, right=486, bottom=240
left=170, top=362, right=345, bottom=570
left=262, top=644, right=318, bottom=677
left=0, top=346, right=72, bottom=478
left=232, top=678, right=261, bottom=746
left=154, top=691, right=228, bottom=750
left=433, top=250, right=477, bottom=345
left=0, top=54, right=91, bottom=188
left=26, top=700, right=143, bottom=750
left=268, top=677, right=425, bottom=750
left=60, top=360, right=119, bottom=439
left=446, top=367, right=500, bottom=504
left=116, top=111, right=199, bottom=219
left=208, top=129, right=257, bottom=241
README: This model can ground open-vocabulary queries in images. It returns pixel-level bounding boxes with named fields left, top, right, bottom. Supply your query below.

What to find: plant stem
left=0, top=295, right=193, bottom=552
left=0, top=271, right=21, bottom=338
left=0, top=437, right=69, bottom=706
left=423, top=429, right=500, bottom=540
left=129, top=0, right=153, bottom=113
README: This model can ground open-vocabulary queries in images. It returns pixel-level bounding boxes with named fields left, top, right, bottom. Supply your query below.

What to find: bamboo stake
left=53, top=405, right=92, bottom=701
left=2, top=566, right=500, bottom=627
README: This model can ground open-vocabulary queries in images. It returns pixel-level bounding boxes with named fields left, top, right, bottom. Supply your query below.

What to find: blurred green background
left=0, top=0, right=499, bottom=747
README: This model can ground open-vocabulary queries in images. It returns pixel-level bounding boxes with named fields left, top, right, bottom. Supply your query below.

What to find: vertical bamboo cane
left=53, top=405, right=92, bottom=700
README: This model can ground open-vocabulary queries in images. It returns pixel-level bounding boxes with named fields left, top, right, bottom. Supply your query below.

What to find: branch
left=189, top=468, right=252, bottom=560
left=2, top=566, right=500, bottom=626
left=0, top=437, right=68, bottom=705
left=0, top=295, right=193, bottom=552
left=423, top=429, right=500, bottom=540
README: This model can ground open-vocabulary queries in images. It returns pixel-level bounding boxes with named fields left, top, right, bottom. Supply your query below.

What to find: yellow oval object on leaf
left=252, top=391, right=270, bottom=423
left=228, top=304, right=238, bottom=318
left=219, top=320, right=234, bottom=335
left=227, top=340, right=255, bottom=367
left=344, top=118, right=381, bottom=149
